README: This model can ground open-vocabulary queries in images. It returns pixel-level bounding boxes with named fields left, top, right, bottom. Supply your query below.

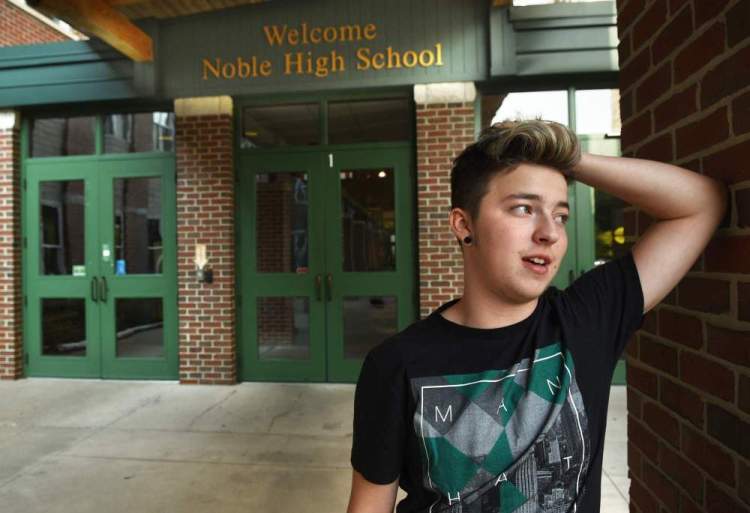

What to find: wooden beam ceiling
left=28, top=0, right=153, bottom=61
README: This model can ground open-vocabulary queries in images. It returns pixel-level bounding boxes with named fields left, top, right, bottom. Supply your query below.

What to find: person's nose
left=532, top=212, right=561, bottom=245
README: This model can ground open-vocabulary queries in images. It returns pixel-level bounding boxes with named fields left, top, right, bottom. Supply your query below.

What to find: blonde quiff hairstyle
left=450, top=117, right=581, bottom=246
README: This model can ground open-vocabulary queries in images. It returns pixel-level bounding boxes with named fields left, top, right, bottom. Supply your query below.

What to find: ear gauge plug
left=463, top=235, right=473, bottom=245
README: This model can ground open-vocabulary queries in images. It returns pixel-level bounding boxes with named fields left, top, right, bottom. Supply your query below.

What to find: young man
left=347, top=119, right=728, bottom=513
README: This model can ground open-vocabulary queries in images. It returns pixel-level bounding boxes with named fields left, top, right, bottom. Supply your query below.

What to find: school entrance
left=237, top=144, right=416, bottom=383
left=23, top=114, right=178, bottom=379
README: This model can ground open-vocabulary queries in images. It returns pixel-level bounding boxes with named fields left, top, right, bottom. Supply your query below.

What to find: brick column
left=174, top=97, right=236, bottom=385
left=616, top=1, right=750, bottom=512
left=414, top=82, right=477, bottom=318
left=0, top=111, right=22, bottom=380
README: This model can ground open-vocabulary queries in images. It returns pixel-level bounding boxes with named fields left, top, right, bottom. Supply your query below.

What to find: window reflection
left=42, top=298, right=86, bottom=356
left=257, top=297, right=310, bottom=360
left=343, top=296, right=397, bottom=359
left=341, top=168, right=395, bottom=272
left=40, top=180, right=85, bottom=275
left=30, top=117, right=95, bottom=157
left=116, top=298, right=164, bottom=357
left=593, top=191, right=628, bottom=264
left=104, top=112, right=175, bottom=153
left=328, top=98, right=411, bottom=144
left=114, top=177, right=162, bottom=274
left=241, top=103, right=319, bottom=148
left=256, top=172, right=308, bottom=273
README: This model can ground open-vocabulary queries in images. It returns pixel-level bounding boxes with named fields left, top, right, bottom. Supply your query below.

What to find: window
left=30, top=116, right=95, bottom=157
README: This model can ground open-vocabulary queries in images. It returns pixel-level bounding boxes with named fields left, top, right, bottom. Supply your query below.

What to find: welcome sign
left=154, top=0, right=487, bottom=97
left=202, top=22, right=444, bottom=80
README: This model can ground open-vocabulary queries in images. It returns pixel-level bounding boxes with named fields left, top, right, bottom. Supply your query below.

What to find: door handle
left=326, top=273, right=332, bottom=302
left=315, top=274, right=322, bottom=301
left=91, top=277, right=99, bottom=302
left=99, top=276, right=108, bottom=303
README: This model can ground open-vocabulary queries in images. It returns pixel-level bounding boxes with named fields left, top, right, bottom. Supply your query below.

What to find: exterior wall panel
left=155, top=0, right=487, bottom=98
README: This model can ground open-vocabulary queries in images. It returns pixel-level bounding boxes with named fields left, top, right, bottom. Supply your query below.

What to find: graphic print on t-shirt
left=410, top=342, right=590, bottom=513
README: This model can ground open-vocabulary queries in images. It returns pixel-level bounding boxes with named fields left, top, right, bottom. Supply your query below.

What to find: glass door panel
left=578, top=135, right=629, bottom=384
left=326, top=146, right=415, bottom=382
left=98, top=155, right=177, bottom=379
left=238, top=150, right=326, bottom=381
left=26, top=163, right=101, bottom=377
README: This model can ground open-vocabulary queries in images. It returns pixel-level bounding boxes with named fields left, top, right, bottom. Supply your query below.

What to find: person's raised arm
left=346, top=470, right=399, bottom=513
left=571, top=152, right=729, bottom=314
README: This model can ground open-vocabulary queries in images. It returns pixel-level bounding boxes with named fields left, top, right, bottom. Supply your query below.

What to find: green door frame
left=234, top=90, right=417, bottom=384
left=325, top=146, right=416, bottom=382
left=21, top=116, right=178, bottom=379
left=237, top=143, right=416, bottom=383
left=237, top=149, right=328, bottom=382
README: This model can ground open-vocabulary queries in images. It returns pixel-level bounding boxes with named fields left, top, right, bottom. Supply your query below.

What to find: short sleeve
left=350, top=351, right=406, bottom=485
left=558, top=250, right=646, bottom=371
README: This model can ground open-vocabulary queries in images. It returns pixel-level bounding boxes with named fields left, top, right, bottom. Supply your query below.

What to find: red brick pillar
left=616, top=1, right=750, bottom=512
left=414, top=83, right=477, bottom=318
left=0, top=111, right=22, bottom=380
left=174, top=97, right=236, bottom=385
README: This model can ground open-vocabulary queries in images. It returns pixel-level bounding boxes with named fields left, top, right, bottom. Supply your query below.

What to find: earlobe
left=449, top=207, right=474, bottom=246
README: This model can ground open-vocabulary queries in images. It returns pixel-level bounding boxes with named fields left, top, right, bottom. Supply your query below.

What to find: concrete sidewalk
left=0, top=379, right=629, bottom=512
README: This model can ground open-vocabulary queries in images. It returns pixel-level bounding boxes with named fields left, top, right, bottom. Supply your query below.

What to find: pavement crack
left=187, top=390, right=237, bottom=430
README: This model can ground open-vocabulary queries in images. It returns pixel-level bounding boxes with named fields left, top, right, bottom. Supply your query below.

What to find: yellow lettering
left=356, top=47, right=371, bottom=70
left=418, top=48, right=435, bottom=67
left=402, top=50, right=417, bottom=68
left=284, top=52, right=303, bottom=75
left=364, top=23, right=377, bottom=40
left=315, top=56, right=329, bottom=77
left=331, top=50, right=345, bottom=73
left=260, top=60, right=272, bottom=76
left=371, top=52, right=385, bottom=70
left=338, top=25, right=361, bottom=41
left=222, top=62, right=236, bottom=78
left=288, top=28, right=299, bottom=45
left=202, top=58, right=221, bottom=79
left=238, top=57, right=251, bottom=78
left=436, top=42, right=444, bottom=66
left=263, top=25, right=287, bottom=46
left=310, top=27, right=322, bottom=43
left=387, top=46, right=401, bottom=69
left=323, top=26, right=337, bottom=42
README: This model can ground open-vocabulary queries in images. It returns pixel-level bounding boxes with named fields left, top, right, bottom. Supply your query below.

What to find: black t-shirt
left=351, top=250, right=645, bottom=513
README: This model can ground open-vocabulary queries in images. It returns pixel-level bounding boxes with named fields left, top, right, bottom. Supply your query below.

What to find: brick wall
left=416, top=99, right=476, bottom=318
left=0, top=116, right=21, bottom=379
left=175, top=99, right=236, bottom=385
left=0, top=1, right=67, bottom=46
left=0, top=0, right=70, bottom=380
left=616, top=1, right=750, bottom=512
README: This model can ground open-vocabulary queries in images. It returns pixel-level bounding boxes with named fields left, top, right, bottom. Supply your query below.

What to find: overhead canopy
left=26, top=0, right=267, bottom=62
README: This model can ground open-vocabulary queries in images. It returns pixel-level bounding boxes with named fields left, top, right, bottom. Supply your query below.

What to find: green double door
left=24, top=154, right=177, bottom=379
left=238, top=144, right=416, bottom=383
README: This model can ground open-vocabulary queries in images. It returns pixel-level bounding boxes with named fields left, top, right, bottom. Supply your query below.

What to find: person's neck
left=441, top=282, right=539, bottom=330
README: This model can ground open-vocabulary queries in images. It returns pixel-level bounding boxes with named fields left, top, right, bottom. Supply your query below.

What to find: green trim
left=473, top=92, right=482, bottom=138
left=22, top=114, right=178, bottom=380
left=235, top=134, right=416, bottom=383
left=234, top=87, right=412, bottom=109
left=612, top=359, right=626, bottom=386
left=20, top=116, right=28, bottom=374
left=0, top=41, right=139, bottom=108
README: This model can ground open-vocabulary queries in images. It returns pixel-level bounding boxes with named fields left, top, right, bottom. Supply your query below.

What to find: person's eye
left=556, top=213, right=570, bottom=224
left=513, top=205, right=532, bottom=215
